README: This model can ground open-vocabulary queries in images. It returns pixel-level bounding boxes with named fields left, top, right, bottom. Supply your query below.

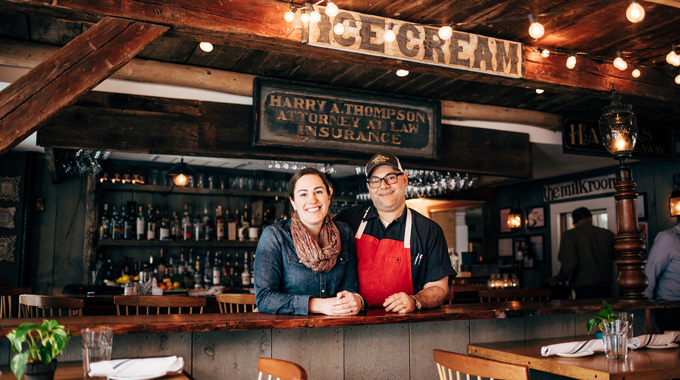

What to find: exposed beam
left=0, top=17, right=169, bottom=156
left=0, top=39, right=561, bottom=130
left=645, top=0, right=680, bottom=8
left=43, top=147, right=60, bottom=184
left=0, top=0, right=677, bottom=104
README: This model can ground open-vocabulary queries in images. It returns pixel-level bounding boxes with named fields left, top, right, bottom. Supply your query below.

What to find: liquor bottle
left=171, top=211, right=181, bottom=241
left=177, top=249, right=186, bottom=276
left=159, top=209, right=171, bottom=241
left=222, top=252, right=232, bottom=290
left=203, top=251, right=213, bottom=288
left=156, top=249, right=166, bottom=282
left=203, top=203, right=213, bottom=241
left=136, top=205, right=145, bottom=240
left=99, top=204, right=110, bottom=239
left=232, top=252, right=241, bottom=290
left=193, top=213, right=203, bottom=241
left=182, top=204, right=192, bottom=241
left=523, top=242, right=534, bottom=269
left=146, top=205, right=156, bottom=240
left=236, top=209, right=244, bottom=241
left=215, top=206, right=225, bottom=241
left=110, top=206, right=122, bottom=240
left=212, top=251, right=221, bottom=286
left=241, top=252, right=251, bottom=290
left=193, top=253, right=203, bottom=289
left=226, top=208, right=236, bottom=241
left=123, top=204, right=134, bottom=240
left=239, top=204, right=250, bottom=241
left=249, top=212, right=260, bottom=241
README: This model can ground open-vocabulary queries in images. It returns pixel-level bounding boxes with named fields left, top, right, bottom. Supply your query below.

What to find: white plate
left=646, top=343, right=678, bottom=350
left=108, top=372, right=168, bottom=380
left=556, top=351, right=595, bottom=358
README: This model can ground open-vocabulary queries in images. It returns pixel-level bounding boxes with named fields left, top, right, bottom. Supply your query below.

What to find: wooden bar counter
left=1, top=299, right=677, bottom=380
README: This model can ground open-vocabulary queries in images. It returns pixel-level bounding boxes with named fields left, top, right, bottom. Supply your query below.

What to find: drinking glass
left=82, top=326, right=113, bottom=375
left=615, top=312, right=634, bottom=340
left=602, top=320, right=628, bottom=359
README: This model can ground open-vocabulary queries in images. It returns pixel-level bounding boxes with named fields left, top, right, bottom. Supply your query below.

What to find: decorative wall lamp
left=507, top=198, right=522, bottom=230
left=598, top=89, right=647, bottom=301
left=670, top=174, right=680, bottom=217
left=166, top=158, right=197, bottom=187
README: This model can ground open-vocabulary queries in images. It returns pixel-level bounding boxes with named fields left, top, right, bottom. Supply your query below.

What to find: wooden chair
left=478, top=288, right=550, bottom=303
left=216, top=293, right=257, bottom=313
left=433, top=349, right=529, bottom=380
left=257, top=358, right=307, bottom=380
left=1, top=286, right=31, bottom=318
left=114, top=295, right=205, bottom=315
left=18, top=294, right=84, bottom=317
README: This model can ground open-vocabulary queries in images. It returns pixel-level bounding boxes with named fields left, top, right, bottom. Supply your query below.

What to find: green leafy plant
left=586, top=300, right=620, bottom=334
left=6, top=320, right=70, bottom=380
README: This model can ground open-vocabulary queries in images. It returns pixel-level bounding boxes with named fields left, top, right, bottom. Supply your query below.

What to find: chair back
left=114, top=295, right=205, bottom=315
left=478, top=288, right=550, bottom=303
left=216, top=293, right=257, bottom=313
left=1, top=286, right=31, bottom=318
left=433, top=349, right=529, bottom=380
left=19, top=294, right=84, bottom=318
left=256, top=358, right=307, bottom=380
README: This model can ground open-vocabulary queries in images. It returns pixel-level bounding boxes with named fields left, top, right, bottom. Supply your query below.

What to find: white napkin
left=629, top=332, right=679, bottom=349
left=88, top=356, right=184, bottom=378
left=541, top=339, right=604, bottom=356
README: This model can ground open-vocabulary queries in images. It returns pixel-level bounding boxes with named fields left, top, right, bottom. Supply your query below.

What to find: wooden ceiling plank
left=0, top=18, right=169, bottom=156
left=645, top=0, right=680, bottom=8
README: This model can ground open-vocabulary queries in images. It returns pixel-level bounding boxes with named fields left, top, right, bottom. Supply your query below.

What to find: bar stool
left=433, top=349, right=529, bottom=380
left=216, top=293, right=257, bottom=313
left=114, top=295, right=205, bottom=315
left=0, top=286, right=31, bottom=318
left=478, top=288, right=550, bottom=303
left=19, top=294, right=85, bottom=317
left=257, top=358, right=307, bottom=380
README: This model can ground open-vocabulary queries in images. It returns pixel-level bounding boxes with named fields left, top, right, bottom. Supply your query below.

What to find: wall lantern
left=671, top=173, right=680, bottom=217
left=166, top=158, right=197, bottom=187
left=598, top=89, right=647, bottom=301
left=507, top=198, right=522, bottom=230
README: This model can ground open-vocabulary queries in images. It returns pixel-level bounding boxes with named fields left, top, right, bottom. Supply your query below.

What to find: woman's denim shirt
left=254, top=219, right=359, bottom=315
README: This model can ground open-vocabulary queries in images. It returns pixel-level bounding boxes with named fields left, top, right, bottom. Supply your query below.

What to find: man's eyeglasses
left=366, top=173, right=404, bottom=189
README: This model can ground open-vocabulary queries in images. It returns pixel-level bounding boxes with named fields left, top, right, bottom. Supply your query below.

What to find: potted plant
left=586, top=300, right=619, bottom=336
left=6, top=319, right=70, bottom=380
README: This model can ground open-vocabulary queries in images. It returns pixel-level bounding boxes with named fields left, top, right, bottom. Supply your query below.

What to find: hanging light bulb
left=535, top=89, right=545, bottom=94
left=613, top=52, right=627, bottom=71
left=540, top=49, right=550, bottom=58
left=438, top=25, right=453, bottom=41
left=333, top=22, right=345, bottom=35
left=668, top=46, right=680, bottom=67
left=199, top=42, right=213, bottom=52
left=300, top=11, right=310, bottom=24
left=566, top=55, right=577, bottom=69
left=384, top=23, right=396, bottom=43
left=310, top=10, right=321, bottom=23
left=676, top=73, right=680, bottom=85
left=396, top=69, right=409, bottom=77
left=626, top=0, right=645, bottom=23
left=528, top=15, right=544, bottom=39
left=632, top=66, right=641, bottom=78
left=284, top=8, right=296, bottom=22
left=325, top=0, right=339, bottom=17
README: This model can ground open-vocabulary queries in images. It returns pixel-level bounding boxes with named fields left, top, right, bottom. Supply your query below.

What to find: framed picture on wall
left=500, top=208, right=511, bottom=233
left=513, top=236, right=528, bottom=260
left=498, top=237, right=513, bottom=257
left=526, top=206, right=545, bottom=228
left=529, top=234, right=545, bottom=262
left=637, top=192, right=648, bottom=220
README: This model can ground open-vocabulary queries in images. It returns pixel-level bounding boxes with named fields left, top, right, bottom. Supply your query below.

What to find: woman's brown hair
left=287, top=168, right=334, bottom=201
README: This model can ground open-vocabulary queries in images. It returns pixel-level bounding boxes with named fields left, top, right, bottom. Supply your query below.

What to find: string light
left=333, top=22, right=345, bottom=35
left=676, top=73, right=680, bottom=85
left=535, top=89, right=545, bottom=94
left=384, top=23, right=396, bottom=43
left=528, top=15, right=545, bottom=39
left=300, top=10, right=310, bottom=24
left=284, top=8, right=296, bottom=22
left=667, top=46, right=680, bottom=66
left=199, top=42, right=213, bottom=52
left=309, top=9, right=321, bottom=23
left=613, top=52, right=627, bottom=71
left=626, top=0, right=645, bottom=23
left=566, top=55, right=577, bottom=69
left=396, top=69, right=409, bottom=77
left=325, top=0, right=339, bottom=17
left=438, top=25, right=453, bottom=41
left=540, top=49, right=550, bottom=58
left=632, top=66, right=641, bottom=78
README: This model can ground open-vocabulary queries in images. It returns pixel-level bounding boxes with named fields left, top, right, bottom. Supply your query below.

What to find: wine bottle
left=136, top=205, right=145, bottom=240
left=215, top=205, right=225, bottom=241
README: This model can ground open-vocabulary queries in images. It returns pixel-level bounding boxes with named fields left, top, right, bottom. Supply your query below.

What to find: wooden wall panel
left=344, top=324, right=410, bottom=380
left=272, top=327, right=344, bottom=380
left=192, top=330, right=271, bottom=380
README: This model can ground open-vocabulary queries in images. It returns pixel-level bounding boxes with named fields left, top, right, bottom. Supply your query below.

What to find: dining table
left=0, top=361, right=192, bottom=380
left=468, top=336, right=680, bottom=380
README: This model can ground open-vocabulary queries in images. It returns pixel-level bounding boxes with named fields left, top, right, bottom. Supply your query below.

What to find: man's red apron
left=355, top=208, right=414, bottom=307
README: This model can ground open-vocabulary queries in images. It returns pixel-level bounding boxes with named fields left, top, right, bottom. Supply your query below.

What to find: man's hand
left=383, top=292, right=415, bottom=314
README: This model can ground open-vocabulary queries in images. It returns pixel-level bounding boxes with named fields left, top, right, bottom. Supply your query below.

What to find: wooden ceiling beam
left=644, top=0, right=680, bottom=9
left=0, top=17, right=169, bottom=156
left=0, top=0, right=677, bottom=104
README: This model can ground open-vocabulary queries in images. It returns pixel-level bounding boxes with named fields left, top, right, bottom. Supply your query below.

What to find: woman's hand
left=308, top=291, right=363, bottom=316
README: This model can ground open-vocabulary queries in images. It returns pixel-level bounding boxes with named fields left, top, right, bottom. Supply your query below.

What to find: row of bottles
left=487, top=273, right=520, bottom=289
left=102, top=248, right=255, bottom=293
left=99, top=202, right=282, bottom=242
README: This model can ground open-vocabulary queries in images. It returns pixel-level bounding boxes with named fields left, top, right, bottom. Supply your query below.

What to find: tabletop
left=468, top=336, right=680, bottom=380
left=0, top=362, right=192, bottom=380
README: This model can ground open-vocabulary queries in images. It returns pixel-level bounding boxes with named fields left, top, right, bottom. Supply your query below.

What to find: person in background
left=254, top=168, right=363, bottom=315
left=335, top=152, right=456, bottom=313
left=644, top=217, right=680, bottom=331
left=548, top=207, right=616, bottom=299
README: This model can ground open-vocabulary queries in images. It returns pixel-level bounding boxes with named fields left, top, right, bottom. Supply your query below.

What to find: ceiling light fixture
left=333, top=22, right=345, bottom=35
left=626, top=0, right=645, bottom=23
left=199, top=42, right=213, bottom=52
left=632, top=65, right=641, bottom=78
left=540, top=49, right=550, bottom=58
left=309, top=5, right=321, bottom=23
left=566, top=54, right=577, bottom=69
left=384, top=22, right=396, bottom=43
left=613, top=52, right=627, bottom=71
left=166, top=158, right=198, bottom=187
left=300, top=9, right=310, bottom=24
left=438, top=24, right=453, bottom=41
left=396, top=69, right=409, bottom=77
left=325, top=0, right=339, bottom=17
left=528, top=15, right=545, bottom=39
left=284, top=7, right=297, bottom=22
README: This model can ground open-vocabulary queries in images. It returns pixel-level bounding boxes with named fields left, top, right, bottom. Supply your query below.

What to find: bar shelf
left=97, top=239, right=258, bottom=248
left=99, top=183, right=287, bottom=198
